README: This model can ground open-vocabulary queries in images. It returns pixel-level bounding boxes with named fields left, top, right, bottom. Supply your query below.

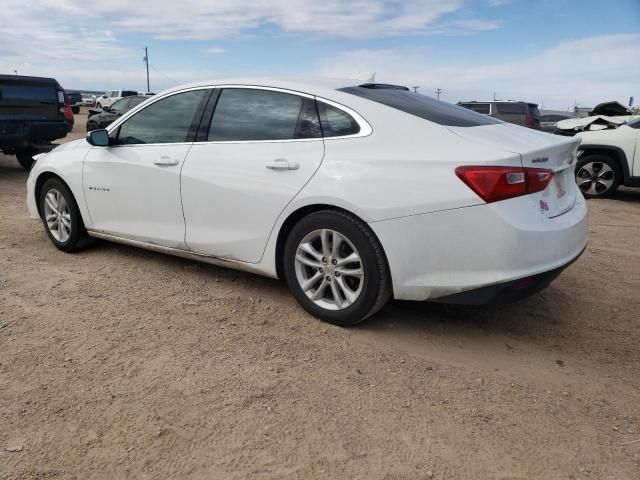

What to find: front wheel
left=39, top=178, right=94, bottom=252
left=575, top=154, right=620, bottom=198
left=283, top=210, right=391, bottom=326
left=96, top=102, right=102, bottom=109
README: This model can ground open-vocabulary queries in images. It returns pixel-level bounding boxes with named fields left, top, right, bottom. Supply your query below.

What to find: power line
left=148, top=64, right=181, bottom=86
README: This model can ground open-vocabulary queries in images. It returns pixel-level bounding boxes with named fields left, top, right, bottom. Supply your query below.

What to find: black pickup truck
left=1, top=74, right=74, bottom=170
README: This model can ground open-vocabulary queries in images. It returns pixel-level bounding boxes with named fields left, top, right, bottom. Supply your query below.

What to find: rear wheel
left=39, top=178, right=94, bottom=252
left=15, top=149, right=36, bottom=171
left=283, top=210, right=391, bottom=326
left=575, top=154, right=620, bottom=198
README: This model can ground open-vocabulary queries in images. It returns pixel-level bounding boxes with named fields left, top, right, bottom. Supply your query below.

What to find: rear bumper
left=0, top=121, right=69, bottom=148
left=370, top=190, right=588, bottom=302
left=432, top=245, right=584, bottom=305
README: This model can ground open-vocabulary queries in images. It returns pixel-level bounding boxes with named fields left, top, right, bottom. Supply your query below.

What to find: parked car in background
left=574, top=116, right=640, bottom=198
left=95, top=90, right=138, bottom=109
left=458, top=100, right=541, bottom=129
left=67, top=91, right=83, bottom=114
left=540, top=113, right=572, bottom=132
left=86, top=95, right=148, bottom=131
left=81, top=94, right=96, bottom=106
left=1, top=74, right=73, bottom=170
left=27, top=78, right=586, bottom=326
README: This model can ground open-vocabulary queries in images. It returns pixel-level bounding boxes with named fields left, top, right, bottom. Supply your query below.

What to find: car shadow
left=610, top=187, right=640, bottom=203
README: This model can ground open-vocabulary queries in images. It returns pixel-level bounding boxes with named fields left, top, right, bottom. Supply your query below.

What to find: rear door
left=181, top=87, right=325, bottom=263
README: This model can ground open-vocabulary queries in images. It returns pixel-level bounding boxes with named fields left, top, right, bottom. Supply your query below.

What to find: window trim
left=103, top=84, right=372, bottom=147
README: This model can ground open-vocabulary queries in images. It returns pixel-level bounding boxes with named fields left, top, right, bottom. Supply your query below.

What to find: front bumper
left=370, top=192, right=588, bottom=302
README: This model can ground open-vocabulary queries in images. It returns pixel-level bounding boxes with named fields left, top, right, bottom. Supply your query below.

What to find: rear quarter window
left=339, top=86, right=500, bottom=127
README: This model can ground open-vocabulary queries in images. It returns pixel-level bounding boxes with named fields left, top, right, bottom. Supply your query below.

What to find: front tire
left=39, top=178, right=93, bottom=252
left=283, top=210, right=391, bottom=326
left=96, top=102, right=102, bottom=109
left=575, top=154, right=620, bottom=198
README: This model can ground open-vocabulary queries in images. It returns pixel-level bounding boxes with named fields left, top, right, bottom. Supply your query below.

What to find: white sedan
left=26, top=78, right=588, bottom=326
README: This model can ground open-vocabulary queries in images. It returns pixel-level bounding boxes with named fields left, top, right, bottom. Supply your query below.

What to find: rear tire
left=575, top=154, right=620, bottom=198
left=39, top=178, right=94, bottom=252
left=283, top=210, right=391, bottom=326
left=15, top=149, right=36, bottom=171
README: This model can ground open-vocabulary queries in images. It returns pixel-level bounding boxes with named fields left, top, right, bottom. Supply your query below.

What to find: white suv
left=575, top=117, right=640, bottom=197
left=95, top=90, right=138, bottom=109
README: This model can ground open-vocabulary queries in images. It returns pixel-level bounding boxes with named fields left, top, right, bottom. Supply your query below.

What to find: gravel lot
left=1, top=110, right=639, bottom=479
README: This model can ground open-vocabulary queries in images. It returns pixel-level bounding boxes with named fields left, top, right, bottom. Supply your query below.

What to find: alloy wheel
left=43, top=188, right=71, bottom=243
left=294, top=229, right=364, bottom=311
left=576, top=161, right=615, bottom=196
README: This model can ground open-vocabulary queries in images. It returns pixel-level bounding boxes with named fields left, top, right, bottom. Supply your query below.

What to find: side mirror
left=87, top=129, right=110, bottom=147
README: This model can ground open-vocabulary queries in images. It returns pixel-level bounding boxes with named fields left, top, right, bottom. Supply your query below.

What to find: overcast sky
left=1, top=0, right=639, bottom=109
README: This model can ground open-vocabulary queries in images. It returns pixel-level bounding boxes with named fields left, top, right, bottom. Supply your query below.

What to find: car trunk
left=448, top=123, right=580, bottom=218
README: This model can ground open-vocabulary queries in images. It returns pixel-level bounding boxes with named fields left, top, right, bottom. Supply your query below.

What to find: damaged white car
left=575, top=116, right=640, bottom=197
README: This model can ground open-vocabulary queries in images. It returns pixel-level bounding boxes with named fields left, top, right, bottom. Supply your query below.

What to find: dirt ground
left=1, top=110, right=639, bottom=479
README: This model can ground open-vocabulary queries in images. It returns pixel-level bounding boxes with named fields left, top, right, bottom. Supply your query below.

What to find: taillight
left=524, top=112, right=533, bottom=127
left=455, top=166, right=554, bottom=203
left=63, top=93, right=74, bottom=120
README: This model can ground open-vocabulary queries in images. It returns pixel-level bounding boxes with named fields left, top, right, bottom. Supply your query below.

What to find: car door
left=83, top=88, right=211, bottom=248
left=181, top=87, right=325, bottom=263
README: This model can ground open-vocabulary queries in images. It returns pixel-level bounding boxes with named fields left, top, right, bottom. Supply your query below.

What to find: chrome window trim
left=104, top=84, right=372, bottom=147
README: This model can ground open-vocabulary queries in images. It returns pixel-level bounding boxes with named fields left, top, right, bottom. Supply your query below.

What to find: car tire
left=15, top=149, right=37, bottom=171
left=283, top=209, right=392, bottom=326
left=86, top=120, right=99, bottom=132
left=575, top=154, right=620, bottom=198
left=71, top=106, right=80, bottom=114
left=96, top=102, right=102, bottom=109
left=39, top=178, right=94, bottom=253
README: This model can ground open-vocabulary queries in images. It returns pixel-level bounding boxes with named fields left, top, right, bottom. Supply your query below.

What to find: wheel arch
left=578, top=145, right=630, bottom=182
left=34, top=171, right=76, bottom=218
left=273, top=203, right=391, bottom=283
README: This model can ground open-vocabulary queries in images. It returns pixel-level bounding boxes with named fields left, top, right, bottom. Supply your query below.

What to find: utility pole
left=412, top=86, right=420, bottom=93
left=14, top=70, right=18, bottom=76
left=435, top=88, right=442, bottom=99
left=143, top=47, right=150, bottom=92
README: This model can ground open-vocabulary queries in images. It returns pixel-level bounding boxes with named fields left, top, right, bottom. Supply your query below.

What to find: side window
left=317, top=102, right=360, bottom=137
left=117, top=90, right=208, bottom=145
left=208, top=88, right=310, bottom=141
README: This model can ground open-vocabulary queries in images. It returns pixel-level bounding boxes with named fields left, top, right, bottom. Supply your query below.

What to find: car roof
left=157, top=77, right=366, bottom=102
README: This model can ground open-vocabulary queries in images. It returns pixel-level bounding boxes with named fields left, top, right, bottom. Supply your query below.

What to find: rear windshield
left=338, top=86, right=500, bottom=127
left=459, top=103, right=490, bottom=114
left=0, top=84, right=56, bottom=102
left=122, top=91, right=138, bottom=97
left=495, top=103, right=527, bottom=114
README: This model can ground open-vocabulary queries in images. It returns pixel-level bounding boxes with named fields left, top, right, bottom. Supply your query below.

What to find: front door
left=83, top=88, right=210, bottom=248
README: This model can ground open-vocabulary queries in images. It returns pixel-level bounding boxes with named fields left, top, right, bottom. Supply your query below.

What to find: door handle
left=154, top=156, right=179, bottom=167
left=266, top=158, right=299, bottom=171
